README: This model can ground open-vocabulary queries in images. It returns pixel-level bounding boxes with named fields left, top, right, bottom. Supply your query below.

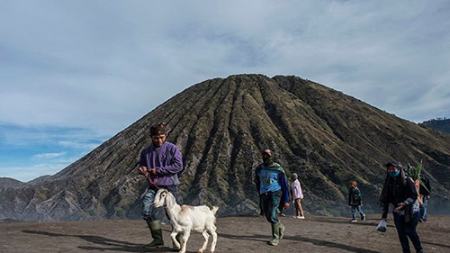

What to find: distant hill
left=421, top=118, right=450, bottom=134
left=1, top=74, right=450, bottom=221
left=0, top=178, right=24, bottom=189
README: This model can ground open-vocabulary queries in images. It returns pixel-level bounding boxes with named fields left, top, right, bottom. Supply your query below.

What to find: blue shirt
left=258, top=167, right=282, bottom=194
left=254, top=162, right=290, bottom=204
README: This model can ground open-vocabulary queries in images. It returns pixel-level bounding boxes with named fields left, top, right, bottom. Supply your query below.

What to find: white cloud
left=32, top=152, right=65, bottom=160
left=0, top=0, right=449, bottom=138
left=0, top=124, right=107, bottom=148
left=57, top=140, right=100, bottom=151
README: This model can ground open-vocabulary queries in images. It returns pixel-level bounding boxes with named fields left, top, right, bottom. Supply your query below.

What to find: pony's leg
left=208, top=225, right=218, bottom=253
left=170, top=231, right=181, bottom=250
left=179, top=230, right=191, bottom=253
left=198, top=231, right=209, bottom=253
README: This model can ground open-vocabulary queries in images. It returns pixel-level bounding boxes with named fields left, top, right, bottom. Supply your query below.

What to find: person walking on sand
left=137, top=123, right=184, bottom=249
left=348, top=180, right=365, bottom=222
left=419, top=174, right=431, bottom=222
left=254, top=149, right=290, bottom=246
left=290, top=173, right=305, bottom=219
left=379, top=161, right=423, bottom=253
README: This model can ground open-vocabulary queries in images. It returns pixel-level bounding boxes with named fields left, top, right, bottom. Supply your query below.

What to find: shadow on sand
left=21, top=230, right=184, bottom=252
left=22, top=228, right=450, bottom=252
left=309, top=217, right=396, bottom=228
left=422, top=240, right=450, bottom=249
left=220, top=232, right=383, bottom=253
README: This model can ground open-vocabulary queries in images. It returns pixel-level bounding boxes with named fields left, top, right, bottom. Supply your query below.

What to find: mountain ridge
left=0, top=177, right=24, bottom=189
left=421, top=118, right=450, bottom=134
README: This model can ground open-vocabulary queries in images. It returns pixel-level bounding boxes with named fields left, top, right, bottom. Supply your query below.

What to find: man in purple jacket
left=137, top=123, right=183, bottom=248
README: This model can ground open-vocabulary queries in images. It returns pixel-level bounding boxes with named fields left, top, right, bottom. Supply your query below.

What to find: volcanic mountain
left=1, top=74, right=450, bottom=221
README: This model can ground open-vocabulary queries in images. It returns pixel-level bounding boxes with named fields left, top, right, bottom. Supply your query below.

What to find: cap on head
left=385, top=161, right=400, bottom=168
left=150, top=123, right=167, bottom=136
left=292, top=173, right=298, bottom=179
left=261, top=149, right=272, bottom=156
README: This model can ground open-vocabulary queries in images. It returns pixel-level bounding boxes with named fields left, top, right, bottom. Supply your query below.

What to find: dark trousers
left=260, top=190, right=282, bottom=224
left=351, top=205, right=365, bottom=220
left=420, top=197, right=429, bottom=221
left=393, top=212, right=423, bottom=253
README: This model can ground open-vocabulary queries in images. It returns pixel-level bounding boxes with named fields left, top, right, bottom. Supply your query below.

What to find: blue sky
left=1, top=0, right=449, bottom=182
left=0, top=124, right=103, bottom=180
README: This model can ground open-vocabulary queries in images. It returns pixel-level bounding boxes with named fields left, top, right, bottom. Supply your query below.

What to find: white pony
left=153, top=189, right=219, bottom=253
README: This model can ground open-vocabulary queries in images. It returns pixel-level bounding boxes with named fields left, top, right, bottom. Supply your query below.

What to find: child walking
left=348, top=180, right=365, bottom=222
left=290, top=173, right=305, bottom=219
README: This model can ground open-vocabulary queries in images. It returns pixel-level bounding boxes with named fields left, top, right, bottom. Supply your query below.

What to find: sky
left=1, top=0, right=449, bottom=182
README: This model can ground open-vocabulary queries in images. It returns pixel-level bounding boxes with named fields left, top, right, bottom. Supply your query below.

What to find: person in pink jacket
left=290, top=173, right=305, bottom=219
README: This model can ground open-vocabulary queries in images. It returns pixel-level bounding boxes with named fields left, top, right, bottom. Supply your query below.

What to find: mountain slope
left=1, top=74, right=450, bottom=220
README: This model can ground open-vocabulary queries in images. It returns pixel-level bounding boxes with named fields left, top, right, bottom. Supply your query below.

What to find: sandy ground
left=1, top=215, right=450, bottom=253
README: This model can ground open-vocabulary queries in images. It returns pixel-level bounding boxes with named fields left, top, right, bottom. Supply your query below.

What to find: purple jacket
left=139, top=141, right=183, bottom=188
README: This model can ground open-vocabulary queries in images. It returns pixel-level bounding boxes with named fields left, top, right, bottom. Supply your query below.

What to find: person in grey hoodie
left=137, top=123, right=183, bottom=249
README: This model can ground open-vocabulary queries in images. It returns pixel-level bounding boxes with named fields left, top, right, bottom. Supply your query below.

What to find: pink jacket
left=291, top=179, right=304, bottom=200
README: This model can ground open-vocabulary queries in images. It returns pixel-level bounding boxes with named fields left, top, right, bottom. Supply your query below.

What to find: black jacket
left=380, top=170, right=418, bottom=219
left=348, top=187, right=362, bottom=206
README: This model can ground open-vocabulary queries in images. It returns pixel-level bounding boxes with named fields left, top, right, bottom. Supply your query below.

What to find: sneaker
left=297, top=216, right=305, bottom=219
left=279, top=213, right=286, bottom=217
left=351, top=219, right=357, bottom=223
left=361, top=215, right=366, bottom=221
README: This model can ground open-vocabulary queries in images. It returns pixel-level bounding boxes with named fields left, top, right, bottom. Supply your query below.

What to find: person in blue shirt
left=254, top=149, right=290, bottom=246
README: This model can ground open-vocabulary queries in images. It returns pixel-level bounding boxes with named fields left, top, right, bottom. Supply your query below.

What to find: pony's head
left=153, top=188, right=176, bottom=208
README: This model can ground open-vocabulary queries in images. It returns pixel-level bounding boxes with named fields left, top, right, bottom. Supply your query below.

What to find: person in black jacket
left=379, top=162, right=423, bottom=253
left=348, top=180, right=365, bottom=222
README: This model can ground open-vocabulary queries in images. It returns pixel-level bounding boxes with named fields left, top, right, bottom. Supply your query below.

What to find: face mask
left=263, top=157, right=273, bottom=165
left=388, top=169, right=400, bottom=177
